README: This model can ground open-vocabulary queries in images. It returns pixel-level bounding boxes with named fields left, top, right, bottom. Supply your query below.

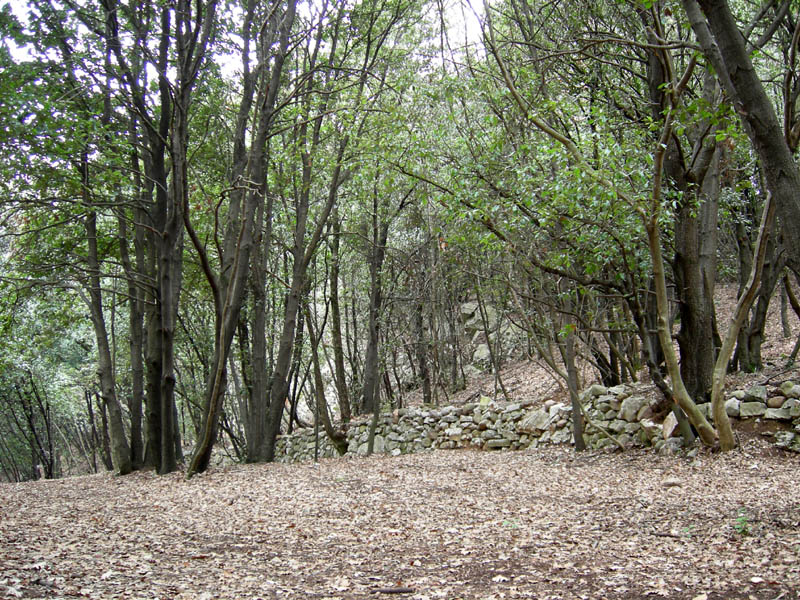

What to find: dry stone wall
left=274, top=381, right=800, bottom=463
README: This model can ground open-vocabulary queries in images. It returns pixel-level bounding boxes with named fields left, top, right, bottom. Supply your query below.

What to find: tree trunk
left=118, top=212, right=145, bottom=468
left=414, top=300, right=432, bottom=405
left=329, top=211, right=352, bottom=423
left=245, top=186, right=272, bottom=462
left=188, top=0, right=296, bottom=476
left=158, top=111, right=187, bottom=476
left=673, top=181, right=719, bottom=402
left=360, top=215, right=390, bottom=415
left=645, top=107, right=717, bottom=446
left=711, top=193, right=776, bottom=450
left=85, top=206, right=132, bottom=475
left=734, top=233, right=784, bottom=372
left=641, top=18, right=720, bottom=405
left=305, top=308, right=347, bottom=455
left=143, top=290, right=163, bottom=468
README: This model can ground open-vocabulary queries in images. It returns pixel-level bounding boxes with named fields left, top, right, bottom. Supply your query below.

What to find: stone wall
left=274, top=381, right=800, bottom=463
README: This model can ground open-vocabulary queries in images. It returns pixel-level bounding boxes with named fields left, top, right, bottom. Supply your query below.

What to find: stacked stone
left=573, top=384, right=660, bottom=450
left=273, top=380, right=800, bottom=463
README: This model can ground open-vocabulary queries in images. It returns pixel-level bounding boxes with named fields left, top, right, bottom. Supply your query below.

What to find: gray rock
left=637, top=429, right=651, bottom=446
left=461, top=300, right=479, bottom=319
left=639, top=418, right=662, bottom=440
left=486, top=438, right=511, bottom=449
left=463, top=364, right=483, bottom=378
left=624, top=422, right=641, bottom=434
left=697, top=402, right=712, bottom=419
left=607, top=385, right=628, bottom=396
left=767, top=396, right=786, bottom=409
left=551, top=429, right=573, bottom=444
left=660, top=438, right=684, bottom=455
left=619, top=396, right=648, bottom=422
left=445, top=427, right=463, bottom=439
left=731, top=390, right=747, bottom=400
left=725, top=398, right=741, bottom=417
left=609, top=419, right=627, bottom=433
left=775, top=431, right=800, bottom=452
left=472, top=343, right=491, bottom=365
left=587, top=384, right=608, bottom=397
left=595, top=402, right=611, bottom=414
left=616, top=433, right=633, bottom=447
left=662, top=411, right=679, bottom=439
left=744, top=385, right=768, bottom=402
left=739, top=401, right=767, bottom=418
left=765, top=408, right=793, bottom=421
left=779, top=380, right=800, bottom=398
left=783, top=398, right=800, bottom=417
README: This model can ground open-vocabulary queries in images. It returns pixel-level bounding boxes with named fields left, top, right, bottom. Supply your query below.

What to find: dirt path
left=3, top=438, right=799, bottom=600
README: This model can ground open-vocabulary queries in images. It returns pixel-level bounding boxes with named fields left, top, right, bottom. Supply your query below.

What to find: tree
left=187, top=0, right=297, bottom=476
left=684, top=0, right=800, bottom=274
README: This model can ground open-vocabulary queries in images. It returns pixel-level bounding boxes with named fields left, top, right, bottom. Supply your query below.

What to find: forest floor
left=2, top=441, right=800, bottom=600
left=3, top=285, right=800, bottom=600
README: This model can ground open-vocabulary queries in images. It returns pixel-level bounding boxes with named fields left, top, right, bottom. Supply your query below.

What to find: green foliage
left=734, top=508, right=751, bottom=536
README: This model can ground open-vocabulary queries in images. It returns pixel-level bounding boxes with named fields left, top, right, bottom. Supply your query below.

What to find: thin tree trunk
left=360, top=213, right=390, bottom=415
left=85, top=205, right=132, bottom=475
left=305, top=307, right=347, bottom=455
left=118, top=213, right=145, bottom=468
left=645, top=108, right=717, bottom=446
left=711, top=194, right=776, bottom=450
left=329, top=211, right=351, bottom=423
